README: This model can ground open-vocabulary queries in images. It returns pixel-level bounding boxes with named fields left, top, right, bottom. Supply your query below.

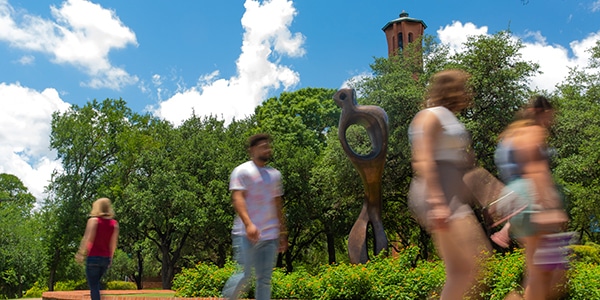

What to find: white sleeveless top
left=409, top=106, right=470, bottom=164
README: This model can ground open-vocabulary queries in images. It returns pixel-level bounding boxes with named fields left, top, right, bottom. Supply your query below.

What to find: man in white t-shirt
left=222, top=133, right=288, bottom=300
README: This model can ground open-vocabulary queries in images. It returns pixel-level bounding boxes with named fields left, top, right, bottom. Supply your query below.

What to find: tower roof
left=381, top=11, right=427, bottom=31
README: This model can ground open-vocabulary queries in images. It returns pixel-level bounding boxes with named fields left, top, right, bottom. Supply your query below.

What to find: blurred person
left=222, top=133, right=288, bottom=300
left=75, top=198, right=119, bottom=300
left=494, top=95, right=570, bottom=299
left=408, top=69, right=491, bottom=299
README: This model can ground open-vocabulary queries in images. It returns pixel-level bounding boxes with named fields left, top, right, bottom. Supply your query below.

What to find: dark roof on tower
left=381, top=11, right=427, bottom=31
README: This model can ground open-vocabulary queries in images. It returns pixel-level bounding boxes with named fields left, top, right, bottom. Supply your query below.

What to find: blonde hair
left=498, top=95, right=554, bottom=140
left=90, top=197, right=114, bottom=218
left=425, top=69, right=472, bottom=112
left=497, top=119, right=535, bottom=140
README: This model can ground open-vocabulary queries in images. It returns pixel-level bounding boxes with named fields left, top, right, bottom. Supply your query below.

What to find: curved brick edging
left=41, top=290, right=230, bottom=300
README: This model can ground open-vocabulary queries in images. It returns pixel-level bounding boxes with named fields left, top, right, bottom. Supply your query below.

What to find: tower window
left=398, top=33, right=403, bottom=50
left=408, top=33, right=413, bottom=43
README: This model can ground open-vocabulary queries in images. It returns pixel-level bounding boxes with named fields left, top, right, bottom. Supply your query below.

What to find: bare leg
left=521, top=236, right=553, bottom=300
left=433, top=214, right=491, bottom=300
left=547, top=267, right=567, bottom=299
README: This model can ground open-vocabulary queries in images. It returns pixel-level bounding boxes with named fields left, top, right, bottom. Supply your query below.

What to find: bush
left=272, top=267, right=315, bottom=299
left=172, top=246, right=600, bottom=299
left=23, top=282, right=48, bottom=298
left=314, top=262, right=374, bottom=300
left=172, top=260, right=236, bottom=298
left=567, top=261, right=600, bottom=300
left=571, top=242, right=600, bottom=264
left=479, top=249, right=525, bottom=299
left=54, top=280, right=81, bottom=291
left=106, top=281, right=137, bottom=290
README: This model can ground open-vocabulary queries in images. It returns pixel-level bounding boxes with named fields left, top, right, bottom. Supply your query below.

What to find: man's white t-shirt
left=230, top=161, right=283, bottom=241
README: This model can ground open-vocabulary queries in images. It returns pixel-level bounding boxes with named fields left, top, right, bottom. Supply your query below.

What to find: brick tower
left=382, top=11, right=427, bottom=57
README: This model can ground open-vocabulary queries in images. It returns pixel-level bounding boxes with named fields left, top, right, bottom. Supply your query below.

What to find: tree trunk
left=161, top=245, right=173, bottom=290
left=48, top=248, right=60, bottom=291
left=135, top=250, right=143, bottom=289
left=284, top=249, right=293, bottom=273
left=216, top=242, right=226, bottom=268
left=326, top=230, right=336, bottom=264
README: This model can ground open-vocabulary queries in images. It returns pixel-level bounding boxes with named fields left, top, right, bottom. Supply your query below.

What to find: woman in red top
left=75, top=198, right=119, bottom=300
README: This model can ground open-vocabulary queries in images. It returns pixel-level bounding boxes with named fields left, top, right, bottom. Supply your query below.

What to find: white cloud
left=0, top=0, right=138, bottom=89
left=437, top=21, right=600, bottom=92
left=16, top=54, right=34, bottom=65
left=150, top=0, right=305, bottom=126
left=592, top=0, right=600, bottom=12
left=0, top=82, right=70, bottom=201
left=437, top=21, right=489, bottom=55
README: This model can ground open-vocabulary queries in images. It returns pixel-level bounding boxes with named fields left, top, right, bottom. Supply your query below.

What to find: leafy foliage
left=0, top=174, right=45, bottom=298
left=553, top=40, right=600, bottom=242
left=105, top=281, right=137, bottom=290
left=454, top=31, right=539, bottom=173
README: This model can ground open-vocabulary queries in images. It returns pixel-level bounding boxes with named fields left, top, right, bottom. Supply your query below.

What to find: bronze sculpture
left=333, top=88, right=389, bottom=264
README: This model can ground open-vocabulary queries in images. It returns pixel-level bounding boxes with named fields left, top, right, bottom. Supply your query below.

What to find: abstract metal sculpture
left=333, top=88, right=389, bottom=264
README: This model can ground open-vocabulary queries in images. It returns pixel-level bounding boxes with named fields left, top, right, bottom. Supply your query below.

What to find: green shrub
left=571, top=242, right=600, bottom=264
left=74, top=279, right=89, bottom=290
left=314, top=262, right=374, bottom=300
left=106, top=281, right=137, bottom=290
left=272, top=267, right=316, bottom=299
left=566, top=261, right=600, bottom=300
left=172, top=260, right=236, bottom=298
left=368, top=251, right=445, bottom=300
left=23, top=282, right=48, bottom=298
left=479, top=249, right=525, bottom=299
left=54, top=280, right=78, bottom=291
left=172, top=246, right=600, bottom=299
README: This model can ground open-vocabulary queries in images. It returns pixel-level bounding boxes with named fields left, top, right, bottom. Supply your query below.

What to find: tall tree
left=552, top=40, right=600, bottom=241
left=46, top=98, right=142, bottom=289
left=254, top=87, right=340, bottom=271
left=0, top=174, right=45, bottom=298
left=118, top=118, right=201, bottom=289
left=453, top=30, right=539, bottom=173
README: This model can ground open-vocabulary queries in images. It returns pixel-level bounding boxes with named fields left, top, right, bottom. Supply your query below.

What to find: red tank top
left=88, top=217, right=117, bottom=257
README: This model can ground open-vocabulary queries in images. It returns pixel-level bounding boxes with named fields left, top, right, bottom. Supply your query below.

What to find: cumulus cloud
left=150, top=0, right=305, bottom=126
left=436, top=21, right=600, bottom=92
left=0, top=0, right=138, bottom=89
left=437, top=21, right=489, bottom=55
left=0, top=82, right=70, bottom=201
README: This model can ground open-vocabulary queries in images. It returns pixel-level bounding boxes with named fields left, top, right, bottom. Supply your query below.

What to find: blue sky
left=1, top=0, right=600, bottom=201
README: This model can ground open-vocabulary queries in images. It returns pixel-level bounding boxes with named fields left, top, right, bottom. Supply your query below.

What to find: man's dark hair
left=248, top=133, right=271, bottom=148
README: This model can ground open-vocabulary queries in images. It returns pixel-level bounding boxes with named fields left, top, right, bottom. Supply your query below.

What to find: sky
left=1, top=0, right=600, bottom=202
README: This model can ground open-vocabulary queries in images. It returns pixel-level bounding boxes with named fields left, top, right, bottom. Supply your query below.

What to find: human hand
left=246, top=223, right=260, bottom=244
left=428, top=202, right=450, bottom=230
left=75, top=252, right=85, bottom=265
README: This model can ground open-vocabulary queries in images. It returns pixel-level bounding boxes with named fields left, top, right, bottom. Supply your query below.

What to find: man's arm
left=232, top=190, right=259, bottom=243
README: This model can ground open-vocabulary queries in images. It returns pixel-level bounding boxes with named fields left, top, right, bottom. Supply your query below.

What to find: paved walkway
left=41, top=290, right=229, bottom=300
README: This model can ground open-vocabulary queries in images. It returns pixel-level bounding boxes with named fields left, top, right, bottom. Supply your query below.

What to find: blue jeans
left=222, top=235, right=279, bottom=300
left=86, top=256, right=111, bottom=300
